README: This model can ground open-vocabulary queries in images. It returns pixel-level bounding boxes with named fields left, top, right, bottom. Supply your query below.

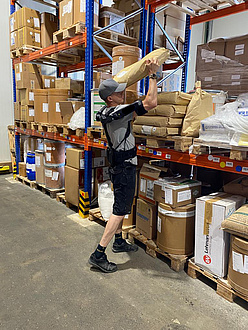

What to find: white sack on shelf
left=68, top=107, right=85, bottom=130
left=98, top=181, right=114, bottom=221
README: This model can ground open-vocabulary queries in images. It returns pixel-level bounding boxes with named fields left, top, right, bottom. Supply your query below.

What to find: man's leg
left=99, top=214, right=124, bottom=247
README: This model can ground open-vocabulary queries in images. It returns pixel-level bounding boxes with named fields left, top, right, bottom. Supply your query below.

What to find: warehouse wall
left=0, top=0, right=14, bottom=162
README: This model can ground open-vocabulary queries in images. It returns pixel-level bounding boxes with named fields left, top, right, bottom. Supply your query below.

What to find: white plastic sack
left=98, top=181, right=114, bottom=221
left=68, top=107, right=85, bottom=130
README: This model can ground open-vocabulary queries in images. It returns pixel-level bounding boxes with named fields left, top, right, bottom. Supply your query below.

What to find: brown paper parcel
left=133, top=124, right=179, bottom=137
left=145, top=104, right=187, bottom=117
left=181, top=81, right=213, bottom=137
left=134, top=116, right=183, bottom=127
left=157, top=91, right=192, bottom=105
left=221, top=204, right=248, bottom=240
left=113, top=48, right=170, bottom=87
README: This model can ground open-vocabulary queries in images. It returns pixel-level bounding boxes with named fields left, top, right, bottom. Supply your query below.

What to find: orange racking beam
left=191, top=2, right=248, bottom=25
left=60, top=57, right=112, bottom=74
left=163, top=61, right=183, bottom=70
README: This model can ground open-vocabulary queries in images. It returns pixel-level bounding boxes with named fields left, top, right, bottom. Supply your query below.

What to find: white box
left=195, top=192, right=246, bottom=277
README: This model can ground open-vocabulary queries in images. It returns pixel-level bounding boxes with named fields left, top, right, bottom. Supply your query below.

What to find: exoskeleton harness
left=96, top=100, right=147, bottom=167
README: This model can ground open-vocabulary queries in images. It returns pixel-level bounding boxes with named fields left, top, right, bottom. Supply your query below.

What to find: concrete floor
left=0, top=174, right=248, bottom=330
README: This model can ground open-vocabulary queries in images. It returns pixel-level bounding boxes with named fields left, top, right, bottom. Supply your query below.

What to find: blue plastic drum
left=26, top=152, right=36, bottom=181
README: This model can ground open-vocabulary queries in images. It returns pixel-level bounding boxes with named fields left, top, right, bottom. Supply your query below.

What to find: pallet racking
left=11, top=0, right=248, bottom=213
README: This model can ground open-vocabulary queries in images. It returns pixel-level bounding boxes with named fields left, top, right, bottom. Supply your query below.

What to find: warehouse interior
left=1, top=0, right=248, bottom=329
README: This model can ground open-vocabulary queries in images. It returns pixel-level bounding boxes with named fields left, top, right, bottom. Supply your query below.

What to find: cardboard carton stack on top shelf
left=133, top=91, right=192, bottom=138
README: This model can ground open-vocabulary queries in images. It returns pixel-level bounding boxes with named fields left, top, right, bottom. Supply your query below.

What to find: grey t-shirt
left=103, top=104, right=137, bottom=165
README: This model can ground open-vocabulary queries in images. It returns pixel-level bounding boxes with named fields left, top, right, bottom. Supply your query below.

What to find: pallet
left=56, top=192, right=78, bottom=211
left=11, top=45, right=41, bottom=58
left=30, top=122, right=84, bottom=137
left=89, top=208, right=134, bottom=238
left=94, top=26, right=138, bottom=47
left=187, top=258, right=248, bottom=304
left=16, top=175, right=64, bottom=198
left=128, top=228, right=189, bottom=272
left=53, top=22, right=85, bottom=43
left=87, top=126, right=106, bottom=140
left=15, top=120, right=32, bottom=130
left=135, top=134, right=193, bottom=152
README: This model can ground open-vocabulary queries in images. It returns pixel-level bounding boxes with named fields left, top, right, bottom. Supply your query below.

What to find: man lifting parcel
left=89, top=48, right=170, bottom=273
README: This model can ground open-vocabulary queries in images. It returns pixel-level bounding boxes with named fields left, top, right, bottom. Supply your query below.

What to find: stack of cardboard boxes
left=196, top=35, right=248, bottom=96
left=133, top=92, right=192, bottom=138
left=10, top=7, right=41, bottom=51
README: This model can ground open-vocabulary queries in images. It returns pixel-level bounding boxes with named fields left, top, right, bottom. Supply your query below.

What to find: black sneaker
left=112, top=240, right=138, bottom=253
left=88, top=252, right=117, bottom=273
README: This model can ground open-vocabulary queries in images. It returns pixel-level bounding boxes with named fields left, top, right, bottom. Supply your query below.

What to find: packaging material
left=157, top=203, right=195, bottom=255
left=14, top=102, right=21, bottom=120
left=74, top=0, right=99, bottom=26
left=16, top=7, right=40, bottom=30
left=42, top=75, right=55, bottom=89
left=18, top=27, right=41, bottom=48
left=123, top=198, right=136, bottom=228
left=35, top=150, right=45, bottom=185
left=181, top=82, right=213, bottom=137
left=154, top=178, right=201, bottom=208
left=19, top=162, right=26, bottom=177
left=20, top=105, right=35, bottom=122
left=221, top=204, right=248, bottom=240
left=134, top=116, right=183, bottom=128
left=223, top=177, right=248, bottom=198
left=60, top=0, right=73, bottom=29
left=10, top=31, right=18, bottom=50
left=136, top=198, right=157, bottom=239
left=195, top=192, right=246, bottom=277
left=48, top=89, right=72, bottom=124
left=55, top=78, right=84, bottom=94
left=91, top=90, right=105, bottom=125
left=15, top=63, right=42, bottom=90
left=94, top=166, right=110, bottom=197
left=138, top=163, right=169, bottom=204
left=157, top=91, right=192, bottom=105
left=133, top=124, right=179, bottom=137
left=225, top=34, right=248, bottom=65
left=68, top=106, right=85, bottom=129
left=44, top=140, right=65, bottom=165
left=100, top=7, right=125, bottom=33
left=44, top=164, right=64, bottom=189
left=145, top=104, right=187, bottom=117
left=41, top=13, right=58, bottom=48
left=196, top=39, right=226, bottom=72
left=65, top=165, right=84, bottom=206
left=9, top=12, right=17, bottom=32
left=228, top=235, right=248, bottom=297
left=98, top=181, right=114, bottom=221
left=114, top=48, right=170, bottom=88
left=19, top=89, right=34, bottom=106
left=59, top=100, right=84, bottom=124
left=66, top=148, right=84, bottom=169
left=34, top=89, right=48, bottom=123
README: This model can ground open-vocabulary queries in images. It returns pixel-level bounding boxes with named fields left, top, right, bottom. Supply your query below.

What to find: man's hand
left=145, top=57, right=159, bottom=75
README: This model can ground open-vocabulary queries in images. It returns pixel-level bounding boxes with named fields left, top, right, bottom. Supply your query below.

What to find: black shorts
left=109, top=162, right=136, bottom=216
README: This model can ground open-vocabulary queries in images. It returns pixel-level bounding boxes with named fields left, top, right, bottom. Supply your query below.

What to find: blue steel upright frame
left=139, top=0, right=148, bottom=95
left=181, top=14, right=191, bottom=92
left=145, top=5, right=155, bottom=94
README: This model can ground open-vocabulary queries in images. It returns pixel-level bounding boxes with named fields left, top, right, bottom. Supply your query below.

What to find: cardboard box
left=223, top=177, right=248, bottom=198
left=94, top=166, right=110, bottom=197
left=47, top=89, right=73, bottom=124
left=18, top=27, right=41, bottom=48
left=99, top=7, right=124, bottom=33
left=195, top=192, right=246, bottom=277
left=14, top=102, right=21, bottom=120
left=16, top=7, right=40, bottom=30
left=136, top=198, right=157, bottom=239
left=74, top=0, right=99, bottom=26
left=55, top=78, right=84, bottom=94
left=196, top=40, right=226, bottom=72
left=138, top=163, right=169, bottom=204
left=19, top=162, right=26, bottom=177
left=157, top=203, right=195, bottom=255
left=60, top=0, right=73, bottom=29
left=123, top=198, right=136, bottom=228
left=41, top=12, right=58, bottom=48
left=65, top=165, right=84, bottom=206
left=15, top=63, right=41, bottom=74
left=154, top=178, right=201, bottom=208
left=42, top=75, right=55, bottom=89
left=34, top=89, right=49, bottom=123
left=66, top=148, right=84, bottom=169
left=19, top=89, right=34, bottom=106
left=20, top=105, right=34, bottom=122
left=9, top=12, right=17, bottom=32
left=10, top=31, right=18, bottom=50
left=59, top=100, right=84, bottom=124
left=15, top=64, right=42, bottom=90
left=225, top=35, right=248, bottom=65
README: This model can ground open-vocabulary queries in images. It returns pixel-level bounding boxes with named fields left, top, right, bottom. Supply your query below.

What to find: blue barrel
left=26, top=152, right=36, bottom=181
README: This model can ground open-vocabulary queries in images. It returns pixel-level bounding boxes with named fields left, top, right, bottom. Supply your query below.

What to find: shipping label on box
left=195, top=192, right=246, bottom=277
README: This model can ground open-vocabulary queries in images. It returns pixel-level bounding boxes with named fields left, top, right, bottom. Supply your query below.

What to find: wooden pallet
left=56, top=192, right=78, bottom=210
left=128, top=228, right=189, bottom=272
left=16, top=175, right=64, bottom=198
left=53, top=22, right=85, bottom=43
left=87, top=126, right=106, bottom=140
left=89, top=208, right=134, bottom=238
left=30, top=122, right=84, bottom=137
left=94, top=26, right=138, bottom=47
left=11, top=45, right=41, bottom=58
left=187, top=258, right=248, bottom=304
left=135, top=134, right=193, bottom=152
left=15, top=120, right=32, bottom=130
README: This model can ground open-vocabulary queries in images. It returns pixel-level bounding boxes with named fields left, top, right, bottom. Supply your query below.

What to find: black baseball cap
left=98, top=79, right=127, bottom=101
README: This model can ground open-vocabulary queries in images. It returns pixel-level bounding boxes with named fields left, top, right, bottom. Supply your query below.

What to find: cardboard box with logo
left=92, top=148, right=107, bottom=168
left=18, top=27, right=41, bottom=48
left=195, top=192, right=246, bottom=277
left=16, top=7, right=40, bottom=30
left=59, top=0, right=73, bottom=29
left=55, top=78, right=84, bottom=94
left=66, top=148, right=84, bottom=169
left=9, top=12, right=17, bottom=33
left=74, top=0, right=99, bottom=26
left=41, top=13, right=58, bottom=48
left=10, top=31, right=18, bottom=50
left=123, top=198, right=136, bottom=228
left=59, top=100, right=85, bottom=124
left=157, top=203, right=195, bottom=255
left=65, top=165, right=84, bottom=206
left=136, top=198, right=157, bottom=239
left=154, top=178, right=201, bottom=208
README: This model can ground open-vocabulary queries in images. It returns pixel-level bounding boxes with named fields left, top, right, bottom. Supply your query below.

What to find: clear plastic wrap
left=68, top=107, right=85, bottom=130
left=98, top=181, right=114, bottom=221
